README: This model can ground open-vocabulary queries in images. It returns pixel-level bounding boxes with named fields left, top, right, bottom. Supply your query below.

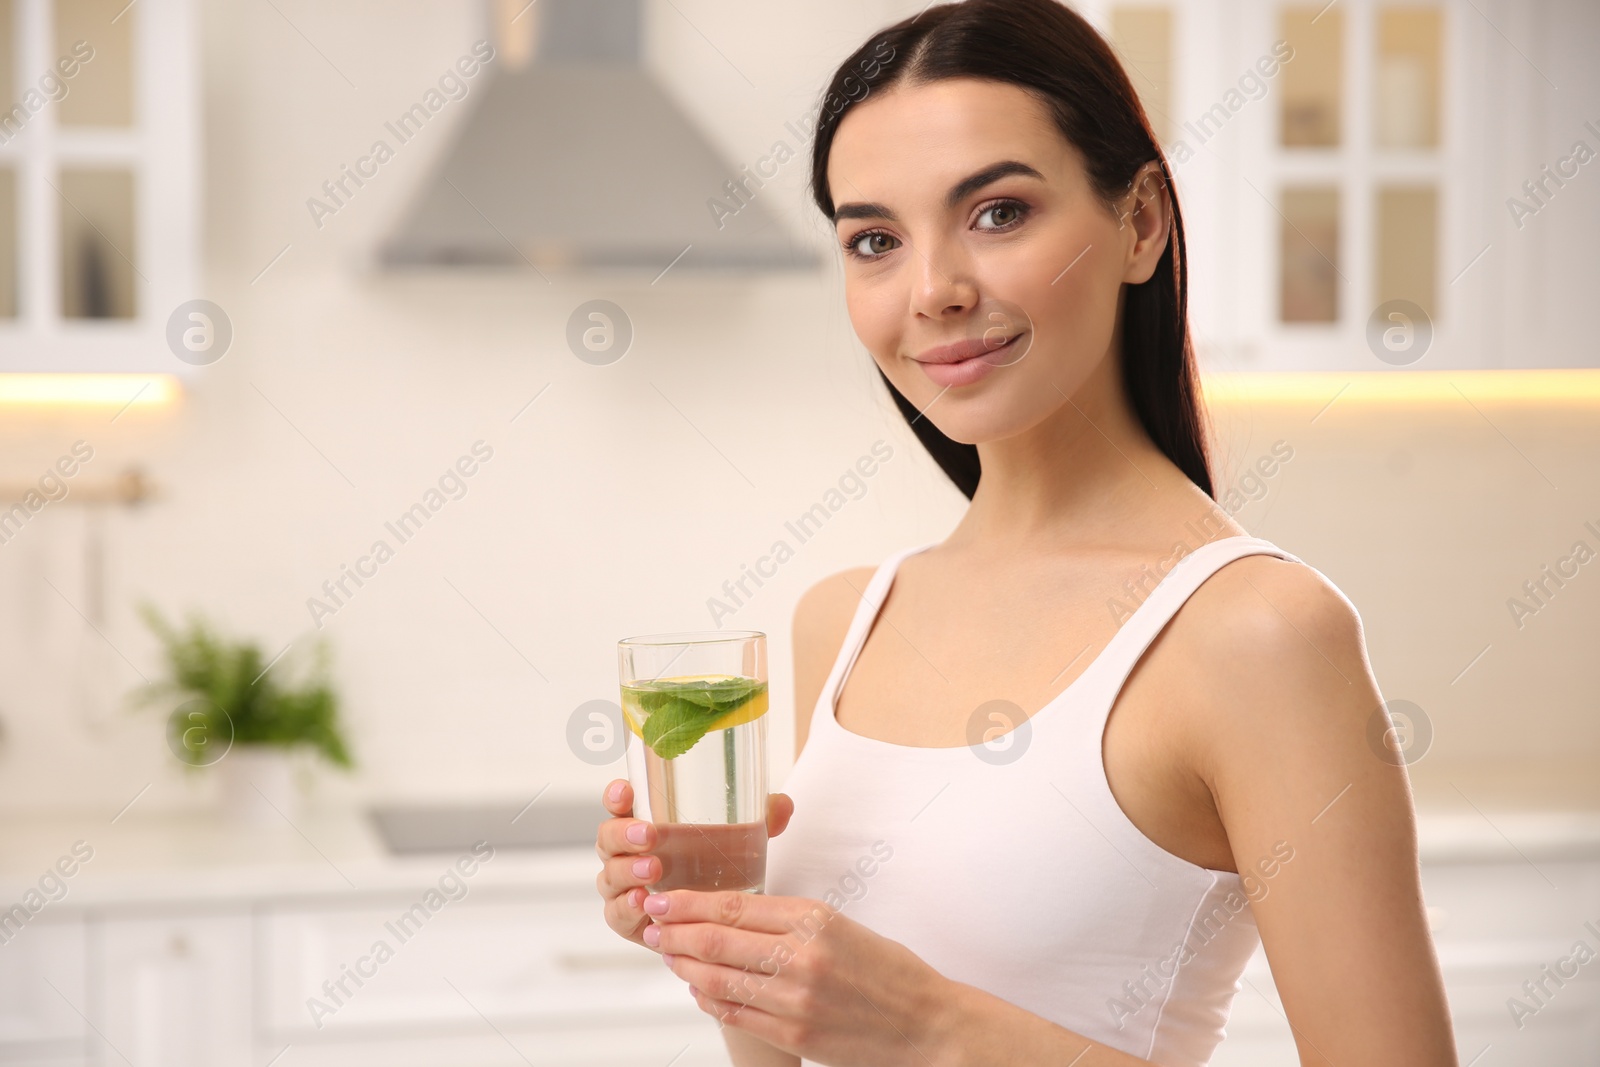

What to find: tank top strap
left=1074, top=535, right=1303, bottom=726
left=813, top=541, right=939, bottom=739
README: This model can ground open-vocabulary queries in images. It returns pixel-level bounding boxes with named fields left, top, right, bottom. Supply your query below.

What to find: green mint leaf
left=636, top=678, right=765, bottom=759
left=643, top=677, right=760, bottom=715
left=641, top=696, right=725, bottom=759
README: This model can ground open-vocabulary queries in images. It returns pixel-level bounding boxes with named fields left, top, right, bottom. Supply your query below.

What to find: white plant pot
left=218, top=746, right=300, bottom=825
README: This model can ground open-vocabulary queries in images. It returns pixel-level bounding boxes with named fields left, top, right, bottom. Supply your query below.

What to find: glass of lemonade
left=618, top=630, right=769, bottom=894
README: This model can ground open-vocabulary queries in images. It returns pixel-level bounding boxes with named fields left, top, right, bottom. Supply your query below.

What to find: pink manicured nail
left=644, top=893, right=669, bottom=915
left=626, top=822, right=647, bottom=845
left=642, top=923, right=661, bottom=946
left=632, top=857, right=652, bottom=878
left=607, top=781, right=625, bottom=803
left=662, top=952, right=676, bottom=967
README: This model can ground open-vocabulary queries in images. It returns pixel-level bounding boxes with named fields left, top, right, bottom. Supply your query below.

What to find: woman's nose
left=907, top=235, right=980, bottom=320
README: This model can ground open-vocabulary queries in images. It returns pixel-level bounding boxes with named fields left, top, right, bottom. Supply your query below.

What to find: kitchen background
left=0, top=0, right=1596, bottom=1065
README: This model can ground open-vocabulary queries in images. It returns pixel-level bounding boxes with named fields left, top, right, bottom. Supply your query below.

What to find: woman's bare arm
left=1170, top=556, right=1458, bottom=1065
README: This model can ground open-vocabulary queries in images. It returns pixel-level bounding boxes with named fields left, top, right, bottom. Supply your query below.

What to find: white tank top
left=765, top=534, right=1306, bottom=1067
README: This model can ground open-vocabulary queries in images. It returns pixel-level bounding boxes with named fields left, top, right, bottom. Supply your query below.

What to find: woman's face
left=826, top=77, right=1168, bottom=445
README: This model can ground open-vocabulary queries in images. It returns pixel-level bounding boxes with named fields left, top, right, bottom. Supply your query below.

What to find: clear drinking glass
left=618, top=630, right=769, bottom=893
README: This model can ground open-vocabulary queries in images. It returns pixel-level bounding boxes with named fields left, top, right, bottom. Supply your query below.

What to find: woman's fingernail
left=607, top=781, right=625, bottom=803
left=644, top=893, right=669, bottom=915
left=662, top=952, right=676, bottom=967
left=643, top=923, right=661, bottom=946
left=632, top=857, right=653, bottom=878
left=626, top=822, right=647, bottom=845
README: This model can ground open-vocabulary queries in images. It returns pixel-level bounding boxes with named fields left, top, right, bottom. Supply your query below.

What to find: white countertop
left=0, top=809, right=599, bottom=910
left=3, top=804, right=1598, bottom=911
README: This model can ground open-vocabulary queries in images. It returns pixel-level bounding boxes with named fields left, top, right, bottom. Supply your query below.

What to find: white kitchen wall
left=0, top=0, right=1594, bottom=818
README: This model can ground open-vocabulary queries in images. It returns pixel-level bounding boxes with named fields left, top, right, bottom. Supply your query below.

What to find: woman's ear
left=1117, top=160, right=1172, bottom=285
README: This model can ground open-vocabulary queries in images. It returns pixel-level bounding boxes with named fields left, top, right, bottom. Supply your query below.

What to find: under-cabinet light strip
left=1202, top=370, right=1600, bottom=406
left=0, top=374, right=183, bottom=407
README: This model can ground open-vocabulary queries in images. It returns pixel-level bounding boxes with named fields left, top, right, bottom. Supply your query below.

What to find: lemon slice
left=621, top=674, right=769, bottom=740
left=705, top=685, right=769, bottom=731
left=622, top=700, right=646, bottom=739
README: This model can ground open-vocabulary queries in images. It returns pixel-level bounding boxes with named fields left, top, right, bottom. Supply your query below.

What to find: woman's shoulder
left=793, top=563, right=883, bottom=671
left=790, top=559, right=887, bottom=755
left=1184, top=545, right=1363, bottom=658
left=1165, top=545, right=1377, bottom=766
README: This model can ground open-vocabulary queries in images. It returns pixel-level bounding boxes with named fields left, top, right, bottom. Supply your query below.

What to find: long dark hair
left=807, top=0, right=1213, bottom=500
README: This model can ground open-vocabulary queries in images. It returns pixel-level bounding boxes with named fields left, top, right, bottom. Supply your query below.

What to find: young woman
left=596, top=2, right=1458, bottom=1064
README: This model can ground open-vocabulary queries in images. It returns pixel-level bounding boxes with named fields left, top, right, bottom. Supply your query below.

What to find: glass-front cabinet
left=0, top=0, right=198, bottom=372
left=1090, top=0, right=1580, bottom=371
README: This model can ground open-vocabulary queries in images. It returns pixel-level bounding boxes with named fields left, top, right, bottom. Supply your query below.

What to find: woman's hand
left=641, top=888, right=951, bottom=1067
left=595, top=780, right=794, bottom=948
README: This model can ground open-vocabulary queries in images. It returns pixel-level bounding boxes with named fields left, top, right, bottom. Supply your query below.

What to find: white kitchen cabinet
left=260, top=888, right=731, bottom=1066
left=94, top=912, right=253, bottom=1067
left=1211, top=856, right=1600, bottom=1065
left=0, top=0, right=201, bottom=373
left=0, top=916, right=86, bottom=1064
left=1420, top=858, right=1600, bottom=1062
left=20, top=818, right=1589, bottom=1067
left=1, top=877, right=732, bottom=1067
left=1086, top=0, right=1598, bottom=371
left=270, top=1022, right=736, bottom=1067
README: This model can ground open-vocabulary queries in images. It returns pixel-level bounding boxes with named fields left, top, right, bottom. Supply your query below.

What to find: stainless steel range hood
left=380, top=0, right=821, bottom=272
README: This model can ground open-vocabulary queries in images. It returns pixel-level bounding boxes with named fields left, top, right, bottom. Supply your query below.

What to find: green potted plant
left=135, top=604, right=353, bottom=822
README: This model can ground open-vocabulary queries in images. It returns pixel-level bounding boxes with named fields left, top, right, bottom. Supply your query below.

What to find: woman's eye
left=843, top=202, right=1026, bottom=260
left=845, top=230, right=898, bottom=259
left=976, top=200, right=1028, bottom=230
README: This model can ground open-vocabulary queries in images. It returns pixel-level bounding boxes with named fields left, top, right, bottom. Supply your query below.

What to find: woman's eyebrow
left=832, top=159, right=1045, bottom=224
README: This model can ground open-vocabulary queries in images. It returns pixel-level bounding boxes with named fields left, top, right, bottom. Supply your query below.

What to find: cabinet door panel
left=262, top=891, right=694, bottom=1036
left=96, top=913, right=253, bottom=1067
left=0, top=917, right=86, bottom=1053
left=261, top=1022, right=735, bottom=1067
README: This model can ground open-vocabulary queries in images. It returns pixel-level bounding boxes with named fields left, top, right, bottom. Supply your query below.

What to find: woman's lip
left=914, top=334, right=1019, bottom=388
